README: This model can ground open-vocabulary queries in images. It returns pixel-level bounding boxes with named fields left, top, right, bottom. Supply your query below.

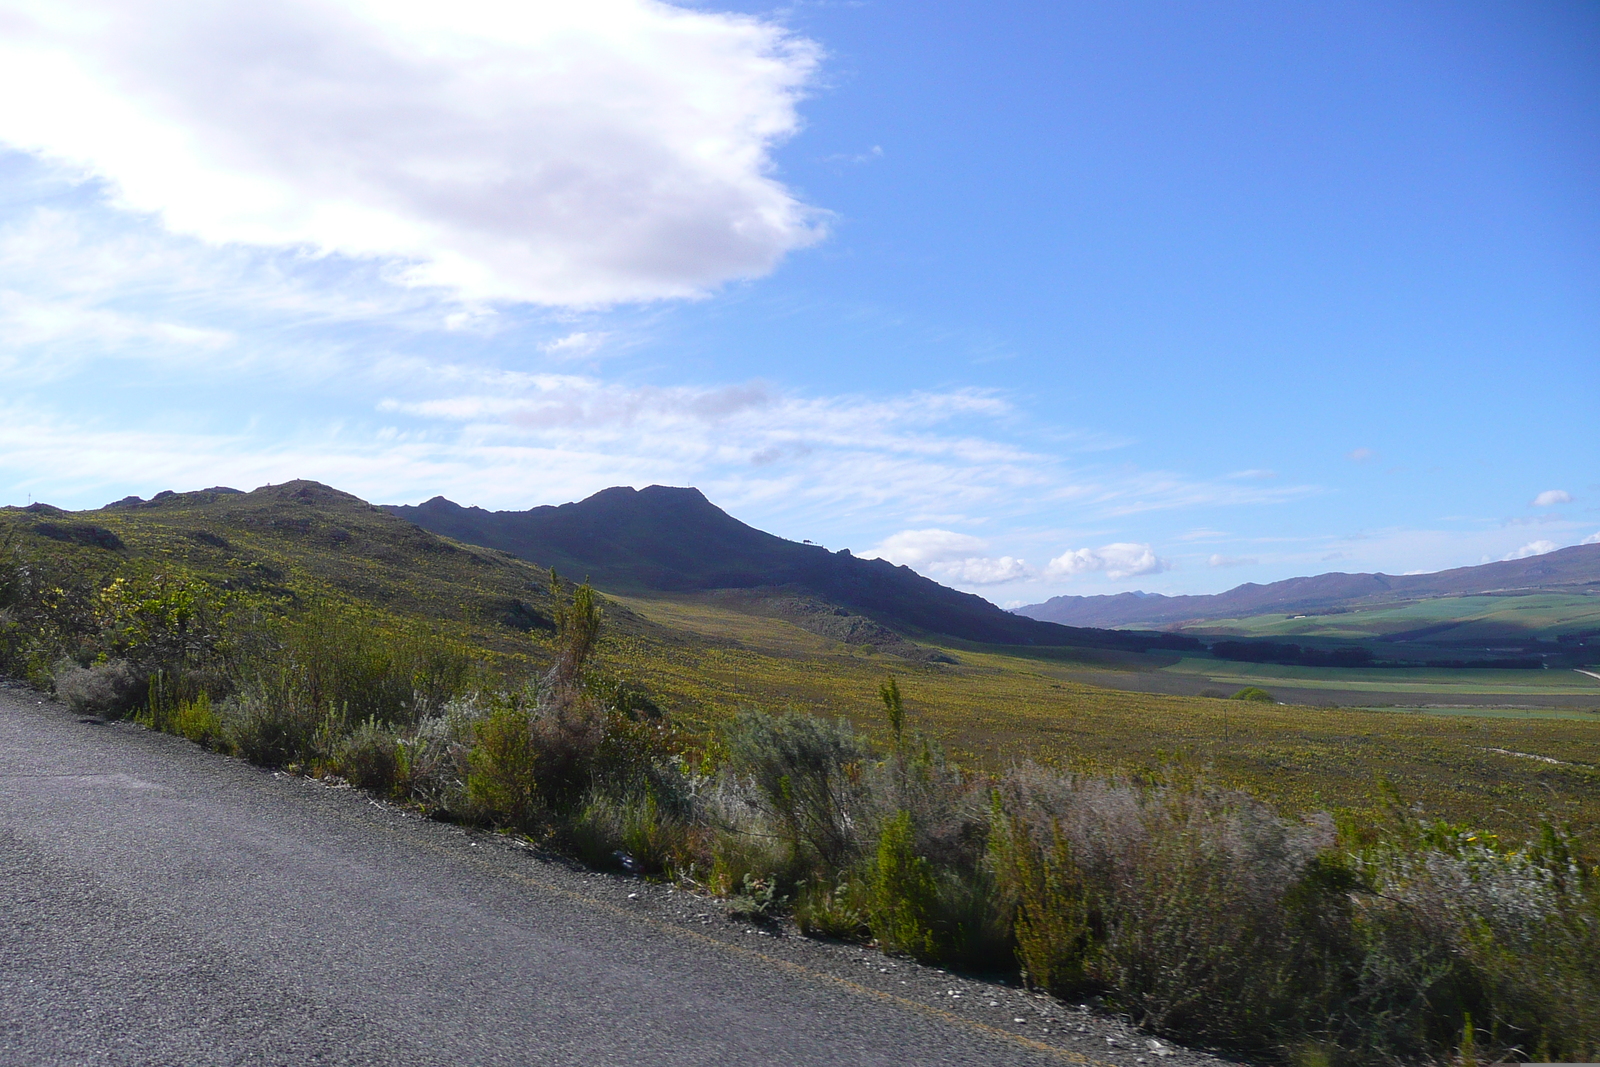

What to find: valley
left=5, top=479, right=1599, bottom=841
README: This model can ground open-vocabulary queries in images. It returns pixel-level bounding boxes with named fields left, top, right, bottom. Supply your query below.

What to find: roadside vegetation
left=2, top=523, right=1596, bottom=1066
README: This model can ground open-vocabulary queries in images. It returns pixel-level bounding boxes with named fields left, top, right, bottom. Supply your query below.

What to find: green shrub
left=544, top=575, right=602, bottom=696
left=53, top=658, right=144, bottom=717
left=706, top=824, right=790, bottom=898
left=1340, top=821, right=1600, bottom=1061
left=271, top=602, right=477, bottom=728
left=138, top=671, right=222, bottom=745
left=726, top=873, right=786, bottom=922
left=869, top=810, right=940, bottom=959
left=170, top=693, right=221, bottom=744
left=722, top=710, right=868, bottom=871
left=336, top=719, right=402, bottom=794
left=221, top=682, right=325, bottom=768
left=569, top=788, right=690, bottom=875
left=1231, top=686, right=1274, bottom=702
left=466, top=699, right=539, bottom=826
left=991, top=806, right=1095, bottom=996
left=795, top=875, right=872, bottom=941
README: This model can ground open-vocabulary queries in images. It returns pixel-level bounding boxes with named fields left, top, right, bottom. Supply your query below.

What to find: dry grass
left=605, top=594, right=1600, bottom=841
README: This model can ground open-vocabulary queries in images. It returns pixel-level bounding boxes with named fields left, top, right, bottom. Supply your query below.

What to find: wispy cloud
left=822, top=146, right=884, bottom=165
left=1207, top=554, right=1258, bottom=568
left=1531, top=489, right=1573, bottom=507
left=539, top=332, right=610, bottom=360
left=1347, top=447, right=1376, bottom=462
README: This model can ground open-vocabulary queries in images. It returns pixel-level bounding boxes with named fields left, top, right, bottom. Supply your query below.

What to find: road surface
left=0, top=685, right=1231, bottom=1066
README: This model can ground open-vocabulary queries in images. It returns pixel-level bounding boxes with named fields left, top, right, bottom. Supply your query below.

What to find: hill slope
left=1015, top=543, right=1600, bottom=629
left=1, top=480, right=573, bottom=656
left=386, top=488, right=1194, bottom=652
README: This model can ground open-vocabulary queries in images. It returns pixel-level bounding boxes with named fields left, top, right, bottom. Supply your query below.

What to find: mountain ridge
left=1014, top=543, right=1600, bottom=629
left=386, top=487, right=1196, bottom=653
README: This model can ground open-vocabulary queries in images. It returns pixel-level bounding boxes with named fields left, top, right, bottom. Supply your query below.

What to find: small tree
left=544, top=570, right=602, bottom=695
left=870, top=809, right=939, bottom=958
left=880, top=675, right=905, bottom=748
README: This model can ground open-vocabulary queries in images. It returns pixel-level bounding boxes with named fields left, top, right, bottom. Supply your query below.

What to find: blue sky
left=0, top=0, right=1595, bottom=603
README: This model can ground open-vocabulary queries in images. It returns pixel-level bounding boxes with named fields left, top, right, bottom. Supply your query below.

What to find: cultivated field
left=1176, top=592, right=1600, bottom=642
left=1060, top=652, right=1600, bottom=708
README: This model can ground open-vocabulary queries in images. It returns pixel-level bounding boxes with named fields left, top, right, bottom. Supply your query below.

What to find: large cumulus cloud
left=0, top=0, right=824, bottom=305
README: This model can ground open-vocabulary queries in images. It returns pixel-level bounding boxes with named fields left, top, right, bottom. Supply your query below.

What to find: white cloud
left=868, top=529, right=990, bottom=567
left=1207, top=554, right=1257, bottom=568
left=1046, top=542, right=1168, bottom=580
left=1502, top=540, right=1557, bottom=561
left=539, top=332, right=610, bottom=360
left=0, top=0, right=824, bottom=306
left=1581, top=532, right=1600, bottom=546
left=1347, top=447, right=1376, bottom=462
left=1531, top=489, right=1573, bottom=507
left=929, top=556, right=1031, bottom=585
left=863, top=528, right=1033, bottom=586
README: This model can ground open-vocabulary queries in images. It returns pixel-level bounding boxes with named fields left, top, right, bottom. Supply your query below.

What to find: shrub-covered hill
left=0, top=480, right=594, bottom=658
left=387, top=486, right=1198, bottom=655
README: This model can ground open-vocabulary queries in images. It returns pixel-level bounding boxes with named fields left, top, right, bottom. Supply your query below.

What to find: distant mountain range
left=387, top=487, right=1195, bottom=653
left=1014, top=543, right=1600, bottom=630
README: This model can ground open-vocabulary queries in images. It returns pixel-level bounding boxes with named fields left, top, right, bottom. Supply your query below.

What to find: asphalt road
left=0, top=686, right=1235, bottom=1067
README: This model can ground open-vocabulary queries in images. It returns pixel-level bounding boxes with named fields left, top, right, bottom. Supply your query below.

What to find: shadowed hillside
left=1016, top=542, right=1600, bottom=629
left=387, top=487, right=1197, bottom=653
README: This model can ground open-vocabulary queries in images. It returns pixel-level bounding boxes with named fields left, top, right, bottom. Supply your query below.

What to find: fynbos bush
left=869, top=810, right=940, bottom=958
left=722, top=710, right=868, bottom=872
left=53, top=658, right=143, bottom=717
left=336, top=719, right=403, bottom=794
left=466, top=699, right=539, bottom=827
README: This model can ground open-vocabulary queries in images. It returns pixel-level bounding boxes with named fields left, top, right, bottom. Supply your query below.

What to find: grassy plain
left=606, top=592, right=1600, bottom=841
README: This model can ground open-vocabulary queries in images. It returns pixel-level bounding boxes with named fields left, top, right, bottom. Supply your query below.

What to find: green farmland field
left=1176, top=592, right=1600, bottom=642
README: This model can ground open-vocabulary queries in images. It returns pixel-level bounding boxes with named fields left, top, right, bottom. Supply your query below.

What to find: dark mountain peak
left=637, top=484, right=711, bottom=504
left=558, top=484, right=725, bottom=522
left=416, top=495, right=477, bottom=515
left=386, top=485, right=1194, bottom=652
